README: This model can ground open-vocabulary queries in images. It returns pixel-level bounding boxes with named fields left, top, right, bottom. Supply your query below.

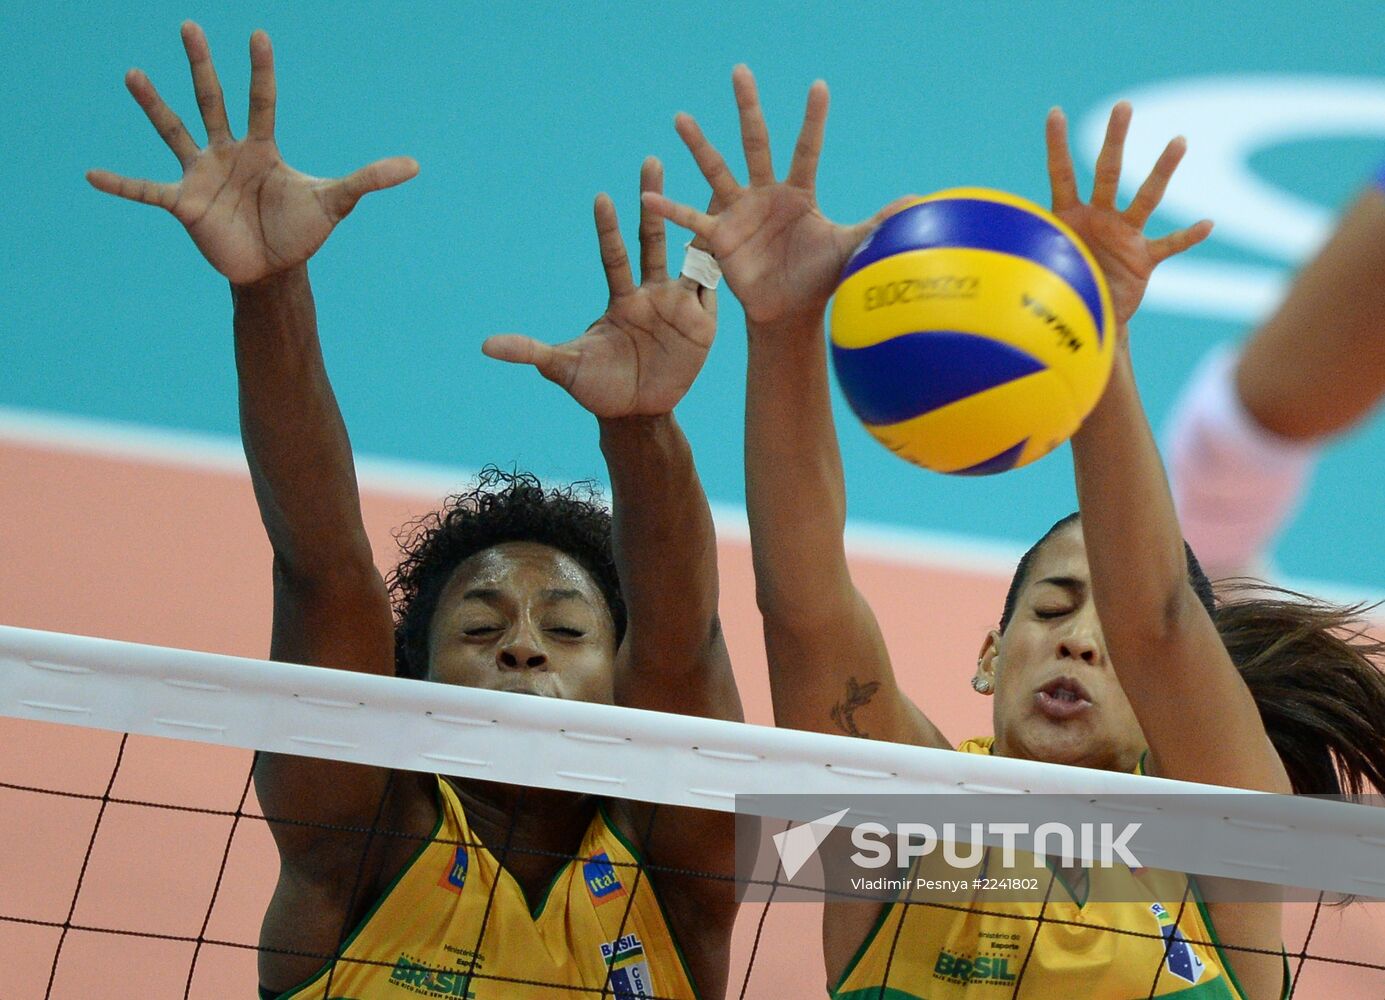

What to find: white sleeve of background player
left=1163, top=345, right=1320, bottom=580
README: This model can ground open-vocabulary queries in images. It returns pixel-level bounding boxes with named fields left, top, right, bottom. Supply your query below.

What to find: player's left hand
left=483, top=158, right=715, bottom=419
left=1046, top=103, right=1213, bottom=334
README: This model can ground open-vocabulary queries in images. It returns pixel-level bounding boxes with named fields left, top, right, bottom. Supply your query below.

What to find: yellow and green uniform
left=832, top=738, right=1285, bottom=1000
left=271, top=776, right=697, bottom=1000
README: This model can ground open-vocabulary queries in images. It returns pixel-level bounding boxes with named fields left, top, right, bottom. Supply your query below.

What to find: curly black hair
left=387, top=467, right=627, bottom=680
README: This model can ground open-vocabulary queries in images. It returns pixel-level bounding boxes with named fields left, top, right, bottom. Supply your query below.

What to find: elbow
left=271, top=551, right=390, bottom=611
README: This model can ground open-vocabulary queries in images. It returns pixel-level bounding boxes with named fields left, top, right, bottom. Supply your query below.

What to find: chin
left=1022, top=727, right=1106, bottom=769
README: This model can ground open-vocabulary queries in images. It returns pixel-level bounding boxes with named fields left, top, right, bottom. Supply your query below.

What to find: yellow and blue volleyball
left=830, top=188, right=1115, bottom=475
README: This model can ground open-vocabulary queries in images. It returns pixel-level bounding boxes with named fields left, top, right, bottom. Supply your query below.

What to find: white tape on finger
left=680, top=244, right=722, bottom=290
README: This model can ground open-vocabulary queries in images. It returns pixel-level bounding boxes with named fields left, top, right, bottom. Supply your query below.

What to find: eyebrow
left=542, top=588, right=591, bottom=605
left=461, top=587, right=501, bottom=601
left=458, top=587, right=591, bottom=605
left=1033, top=576, right=1086, bottom=594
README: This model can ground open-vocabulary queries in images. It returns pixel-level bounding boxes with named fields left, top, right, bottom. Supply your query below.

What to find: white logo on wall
left=1078, top=77, right=1385, bottom=322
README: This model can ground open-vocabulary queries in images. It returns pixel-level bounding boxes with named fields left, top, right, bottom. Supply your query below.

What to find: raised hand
left=1046, top=103, right=1212, bottom=332
left=481, top=158, right=716, bottom=419
left=643, top=66, right=903, bottom=331
left=86, top=22, right=417, bottom=286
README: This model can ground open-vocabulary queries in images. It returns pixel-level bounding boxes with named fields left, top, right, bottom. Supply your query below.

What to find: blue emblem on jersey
left=1149, top=903, right=1207, bottom=984
left=583, top=852, right=627, bottom=905
left=438, top=844, right=468, bottom=894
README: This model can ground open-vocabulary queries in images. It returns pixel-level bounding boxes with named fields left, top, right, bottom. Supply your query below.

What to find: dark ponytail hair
left=1001, top=513, right=1385, bottom=797
left=1214, top=584, right=1385, bottom=798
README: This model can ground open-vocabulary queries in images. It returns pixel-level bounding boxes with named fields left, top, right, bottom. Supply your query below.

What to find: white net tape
left=3, top=624, right=1383, bottom=898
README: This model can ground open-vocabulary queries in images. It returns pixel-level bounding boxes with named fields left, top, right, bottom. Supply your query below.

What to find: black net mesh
left=3, top=718, right=1384, bottom=999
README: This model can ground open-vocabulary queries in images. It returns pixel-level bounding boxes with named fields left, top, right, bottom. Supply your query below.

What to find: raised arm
left=645, top=68, right=947, bottom=749
left=89, top=24, right=422, bottom=988
left=1047, top=104, right=1290, bottom=796
left=484, top=157, right=738, bottom=721
left=483, top=159, right=742, bottom=977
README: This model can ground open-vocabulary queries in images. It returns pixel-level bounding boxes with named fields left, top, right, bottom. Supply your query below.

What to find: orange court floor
left=2, top=434, right=1382, bottom=998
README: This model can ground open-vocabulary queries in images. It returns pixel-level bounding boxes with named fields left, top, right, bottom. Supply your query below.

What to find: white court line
left=1, top=404, right=1379, bottom=607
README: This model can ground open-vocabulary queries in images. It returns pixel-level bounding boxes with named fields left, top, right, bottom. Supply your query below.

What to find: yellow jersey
left=831, top=738, right=1285, bottom=1000
left=273, top=776, right=696, bottom=1000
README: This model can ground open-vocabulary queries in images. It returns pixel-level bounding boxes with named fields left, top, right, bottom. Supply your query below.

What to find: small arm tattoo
left=830, top=676, right=881, bottom=738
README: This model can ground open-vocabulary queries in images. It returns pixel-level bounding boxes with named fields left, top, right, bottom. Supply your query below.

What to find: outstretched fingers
left=594, top=194, right=636, bottom=298
left=674, top=113, right=741, bottom=204
left=481, top=335, right=571, bottom=386
left=124, top=69, right=198, bottom=166
left=180, top=21, right=232, bottom=143
left=245, top=29, right=276, bottom=141
left=1124, top=135, right=1186, bottom=230
left=86, top=169, right=178, bottom=210
left=732, top=65, right=775, bottom=185
left=1090, top=101, right=1132, bottom=209
left=786, top=79, right=829, bottom=191
left=1149, top=219, right=1213, bottom=263
left=1045, top=108, right=1079, bottom=212
left=640, top=191, right=716, bottom=243
left=320, top=156, right=419, bottom=220
left=638, top=157, right=668, bottom=283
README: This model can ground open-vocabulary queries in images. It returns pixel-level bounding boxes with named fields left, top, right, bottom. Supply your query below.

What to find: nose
left=497, top=631, right=548, bottom=670
left=1056, top=626, right=1102, bottom=665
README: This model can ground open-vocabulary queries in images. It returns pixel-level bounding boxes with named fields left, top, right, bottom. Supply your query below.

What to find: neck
left=446, top=776, right=599, bottom=850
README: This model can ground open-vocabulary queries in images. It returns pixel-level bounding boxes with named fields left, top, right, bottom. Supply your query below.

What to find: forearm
left=1072, top=344, right=1197, bottom=640
left=745, top=317, right=854, bottom=624
left=745, top=317, right=940, bottom=744
left=599, top=413, right=718, bottom=674
left=1075, top=343, right=1290, bottom=791
left=1236, top=187, right=1385, bottom=440
left=232, top=264, right=374, bottom=580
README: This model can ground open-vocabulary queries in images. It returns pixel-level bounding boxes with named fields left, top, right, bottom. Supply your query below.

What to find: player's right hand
left=643, top=66, right=909, bottom=333
left=87, top=22, right=417, bottom=286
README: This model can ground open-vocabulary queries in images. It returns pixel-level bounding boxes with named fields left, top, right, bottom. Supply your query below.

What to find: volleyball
left=830, top=188, right=1116, bottom=475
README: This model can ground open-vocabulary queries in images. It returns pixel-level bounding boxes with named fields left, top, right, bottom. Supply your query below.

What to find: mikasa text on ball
left=830, top=187, right=1115, bottom=475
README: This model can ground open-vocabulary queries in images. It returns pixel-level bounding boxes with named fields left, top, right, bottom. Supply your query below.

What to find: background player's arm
left=483, top=160, right=742, bottom=961
left=87, top=24, right=423, bottom=986
left=1049, top=105, right=1290, bottom=796
left=646, top=67, right=948, bottom=749
left=1236, top=184, right=1385, bottom=441
left=1166, top=181, right=1385, bottom=579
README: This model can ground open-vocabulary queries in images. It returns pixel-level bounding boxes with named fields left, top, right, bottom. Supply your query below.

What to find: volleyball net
left=3, top=625, right=1385, bottom=998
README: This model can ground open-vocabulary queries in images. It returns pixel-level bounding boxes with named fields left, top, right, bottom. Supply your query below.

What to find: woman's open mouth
left=1034, top=677, right=1093, bottom=720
